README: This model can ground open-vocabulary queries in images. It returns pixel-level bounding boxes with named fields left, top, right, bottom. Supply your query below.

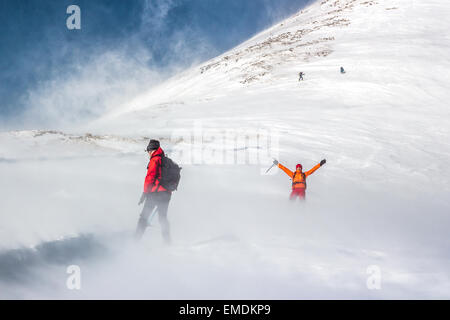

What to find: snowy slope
left=1, top=0, right=450, bottom=299
left=87, top=0, right=450, bottom=194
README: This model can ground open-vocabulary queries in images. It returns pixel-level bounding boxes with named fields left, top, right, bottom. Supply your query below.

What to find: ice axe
left=265, top=159, right=278, bottom=174
left=146, top=207, right=158, bottom=227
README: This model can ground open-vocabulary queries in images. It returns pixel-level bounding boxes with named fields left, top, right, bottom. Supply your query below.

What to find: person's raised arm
left=274, top=160, right=294, bottom=178
left=305, top=159, right=326, bottom=177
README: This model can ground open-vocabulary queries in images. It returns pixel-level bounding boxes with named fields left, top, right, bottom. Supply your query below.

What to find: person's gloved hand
left=138, top=192, right=146, bottom=205
left=320, top=159, right=326, bottom=166
left=273, top=159, right=279, bottom=165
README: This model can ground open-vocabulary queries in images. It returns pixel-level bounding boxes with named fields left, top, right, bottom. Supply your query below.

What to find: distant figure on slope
left=273, top=159, right=326, bottom=200
left=340, top=66, right=346, bottom=74
left=298, top=72, right=304, bottom=81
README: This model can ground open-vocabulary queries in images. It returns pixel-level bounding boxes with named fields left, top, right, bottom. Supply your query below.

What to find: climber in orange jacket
left=274, top=159, right=326, bottom=200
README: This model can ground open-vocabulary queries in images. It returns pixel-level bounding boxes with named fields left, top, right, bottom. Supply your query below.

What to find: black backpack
left=158, top=155, right=182, bottom=192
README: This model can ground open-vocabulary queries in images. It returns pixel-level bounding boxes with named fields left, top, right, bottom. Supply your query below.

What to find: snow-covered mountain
left=1, top=0, right=450, bottom=299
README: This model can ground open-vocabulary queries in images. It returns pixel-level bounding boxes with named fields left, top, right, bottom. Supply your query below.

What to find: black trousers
left=135, top=192, right=172, bottom=243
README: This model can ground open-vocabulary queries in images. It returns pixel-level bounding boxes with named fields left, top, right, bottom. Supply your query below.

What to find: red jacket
left=143, top=147, right=169, bottom=193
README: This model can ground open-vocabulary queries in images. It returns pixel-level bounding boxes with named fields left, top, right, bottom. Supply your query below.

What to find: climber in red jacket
left=135, top=139, right=172, bottom=243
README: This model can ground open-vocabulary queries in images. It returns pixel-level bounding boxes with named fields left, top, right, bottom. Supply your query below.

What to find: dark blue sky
left=0, top=0, right=309, bottom=128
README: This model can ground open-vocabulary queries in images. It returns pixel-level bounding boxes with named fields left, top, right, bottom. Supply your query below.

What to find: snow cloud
left=0, top=0, right=310, bottom=130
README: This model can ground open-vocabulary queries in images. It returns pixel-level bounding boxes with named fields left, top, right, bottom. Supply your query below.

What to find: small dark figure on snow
left=340, top=67, right=346, bottom=74
left=298, top=72, right=304, bottom=81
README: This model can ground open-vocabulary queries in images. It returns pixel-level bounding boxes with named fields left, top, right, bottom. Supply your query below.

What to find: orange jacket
left=278, top=162, right=321, bottom=189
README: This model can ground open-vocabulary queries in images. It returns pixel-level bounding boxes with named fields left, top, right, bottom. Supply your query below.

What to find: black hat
left=146, top=139, right=160, bottom=152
